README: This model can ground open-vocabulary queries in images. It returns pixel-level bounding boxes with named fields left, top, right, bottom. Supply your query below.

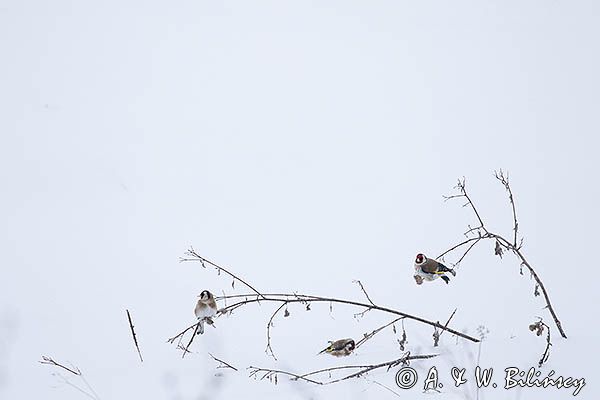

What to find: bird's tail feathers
left=438, top=263, right=456, bottom=276
left=317, top=342, right=333, bottom=355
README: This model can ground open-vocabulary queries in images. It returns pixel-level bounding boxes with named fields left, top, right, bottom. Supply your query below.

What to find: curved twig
left=353, top=280, right=375, bottom=306
left=437, top=237, right=482, bottom=261
left=439, top=173, right=567, bottom=338
left=180, top=247, right=266, bottom=300
left=514, top=247, right=566, bottom=338
left=538, top=321, right=552, bottom=367
left=265, top=302, right=288, bottom=360
left=214, top=293, right=479, bottom=343
left=167, top=291, right=478, bottom=357
left=355, top=317, right=404, bottom=349
left=249, top=366, right=323, bottom=385
left=249, top=353, right=437, bottom=385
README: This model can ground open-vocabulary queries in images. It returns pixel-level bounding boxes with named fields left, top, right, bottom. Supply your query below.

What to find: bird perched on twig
left=194, top=290, right=217, bottom=334
left=414, top=253, right=456, bottom=284
left=318, top=338, right=355, bottom=357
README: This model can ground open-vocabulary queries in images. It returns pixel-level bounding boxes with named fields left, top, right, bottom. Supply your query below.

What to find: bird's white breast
left=414, top=266, right=438, bottom=281
left=195, top=303, right=216, bottom=319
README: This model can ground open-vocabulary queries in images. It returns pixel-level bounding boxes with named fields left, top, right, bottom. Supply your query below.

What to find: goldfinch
left=414, top=253, right=456, bottom=284
left=194, top=290, right=217, bottom=334
left=318, top=338, right=355, bottom=357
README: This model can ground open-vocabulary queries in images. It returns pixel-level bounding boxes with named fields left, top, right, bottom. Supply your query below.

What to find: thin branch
left=353, top=306, right=372, bottom=319
left=209, top=353, right=238, bottom=371
left=180, top=247, right=266, bottom=300
left=167, top=322, right=198, bottom=347
left=126, top=309, right=143, bottom=362
left=452, top=237, right=483, bottom=267
left=436, top=237, right=482, bottom=260
left=353, top=280, right=375, bottom=306
left=355, top=317, right=405, bottom=349
left=79, top=374, right=102, bottom=400
left=176, top=344, right=192, bottom=355
left=168, top=292, right=477, bottom=360
left=54, top=374, right=98, bottom=400
left=439, top=308, right=457, bottom=338
left=40, top=357, right=101, bottom=400
left=443, top=178, right=487, bottom=235
left=211, top=293, right=480, bottom=343
left=539, top=321, right=552, bottom=367
left=40, top=356, right=81, bottom=376
left=249, top=353, right=438, bottom=385
left=495, top=170, right=519, bottom=247
left=369, top=379, right=402, bottom=397
left=181, top=323, right=200, bottom=358
left=515, top=247, right=567, bottom=338
left=433, top=308, right=457, bottom=346
left=439, top=174, right=567, bottom=339
left=265, top=302, right=289, bottom=360
left=529, top=319, right=552, bottom=367
left=248, top=367, right=323, bottom=385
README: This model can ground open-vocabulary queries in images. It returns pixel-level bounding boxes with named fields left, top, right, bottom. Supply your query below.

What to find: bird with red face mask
left=414, top=253, right=456, bottom=284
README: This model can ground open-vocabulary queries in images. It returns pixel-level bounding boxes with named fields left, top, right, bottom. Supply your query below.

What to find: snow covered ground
left=1, top=1, right=599, bottom=399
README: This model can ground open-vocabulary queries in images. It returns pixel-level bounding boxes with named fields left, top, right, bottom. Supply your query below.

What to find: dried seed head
left=495, top=240, right=504, bottom=258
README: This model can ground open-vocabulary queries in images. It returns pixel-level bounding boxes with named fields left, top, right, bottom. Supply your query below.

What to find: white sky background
left=1, top=1, right=599, bottom=399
